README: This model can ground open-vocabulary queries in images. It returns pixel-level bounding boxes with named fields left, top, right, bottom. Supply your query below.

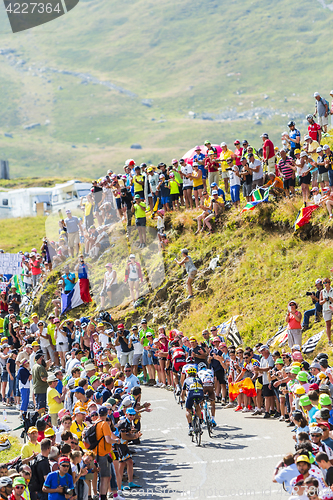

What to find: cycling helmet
left=287, top=120, right=295, bottom=127
left=197, top=362, right=207, bottom=371
left=171, top=340, right=179, bottom=347
left=186, top=356, right=194, bottom=363
left=306, top=114, right=313, bottom=121
left=187, top=367, right=197, bottom=376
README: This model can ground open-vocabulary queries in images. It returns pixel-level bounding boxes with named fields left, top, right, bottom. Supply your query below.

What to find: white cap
left=330, top=90, right=333, bottom=96
left=300, top=152, right=308, bottom=158
left=304, top=135, right=311, bottom=141
left=281, top=131, right=288, bottom=136
left=313, top=92, right=320, bottom=97
left=316, top=147, right=323, bottom=153
left=129, top=254, right=135, bottom=259
left=220, top=142, right=227, bottom=147
left=323, top=144, right=330, bottom=150
left=212, top=190, right=218, bottom=195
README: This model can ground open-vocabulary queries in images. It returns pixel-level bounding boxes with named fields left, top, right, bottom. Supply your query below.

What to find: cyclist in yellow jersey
left=189, top=163, right=203, bottom=208
left=132, top=166, right=145, bottom=199
left=168, top=173, right=180, bottom=210
left=195, top=190, right=212, bottom=234
left=204, top=190, right=224, bottom=233
left=131, top=194, right=147, bottom=248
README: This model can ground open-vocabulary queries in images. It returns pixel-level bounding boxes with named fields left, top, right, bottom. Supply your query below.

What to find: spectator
left=204, top=190, right=224, bottom=234
left=16, top=359, right=31, bottom=415
left=21, top=427, right=41, bottom=462
left=129, top=326, right=143, bottom=376
left=227, top=159, right=241, bottom=208
left=100, top=263, right=118, bottom=309
left=29, top=438, right=51, bottom=500
left=286, top=300, right=302, bottom=348
left=36, top=321, right=54, bottom=362
left=42, top=456, right=74, bottom=500
left=272, top=454, right=298, bottom=493
left=257, top=345, right=274, bottom=418
left=306, top=114, right=322, bottom=144
left=124, top=255, right=143, bottom=304
left=240, top=157, right=253, bottom=202
left=302, top=279, right=323, bottom=331
left=219, top=142, right=234, bottom=192
left=192, top=147, right=207, bottom=190
left=261, top=133, right=275, bottom=174
left=120, top=188, right=133, bottom=227
left=32, top=352, right=48, bottom=414
left=64, top=210, right=83, bottom=258
left=115, top=324, right=133, bottom=369
left=175, top=248, right=197, bottom=299
left=286, top=121, right=301, bottom=158
left=60, top=266, right=76, bottom=295
left=277, top=149, right=296, bottom=197
left=131, top=195, right=147, bottom=248
left=248, top=153, right=263, bottom=189
left=47, top=374, right=66, bottom=426
left=124, top=364, right=140, bottom=393
left=5, top=349, right=17, bottom=407
left=204, top=151, right=219, bottom=195
left=313, top=92, right=329, bottom=133
left=319, top=278, right=333, bottom=344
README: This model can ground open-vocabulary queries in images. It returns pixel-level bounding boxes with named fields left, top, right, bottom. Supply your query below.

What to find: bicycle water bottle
left=3, top=410, right=7, bottom=422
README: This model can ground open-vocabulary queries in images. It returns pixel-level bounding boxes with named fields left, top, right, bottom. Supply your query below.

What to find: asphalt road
left=1, top=387, right=294, bottom=500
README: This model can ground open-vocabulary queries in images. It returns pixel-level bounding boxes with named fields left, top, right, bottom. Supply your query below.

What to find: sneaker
left=279, top=416, right=285, bottom=421
left=116, top=495, right=126, bottom=500
left=225, top=402, right=234, bottom=409
left=287, top=421, right=295, bottom=427
left=247, top=405, right=253, bottom=411
left=211, top=418, right=217, bottom=427
left=274, top=411, right=281, bottom=419
left=234, top=405, right=243, bottom=412
left=252, top=409, right=262, bottom=416
left=16, top=405, right=20, bottom=411
left=176, top=387, right=181, bottom=396
left=269, top=410, right=275, bottom=416
left=221, top=398, right=226, bottom=406
left=128, top=482, right=141, bottom=489
left=188, top=426, right=193, bottom=436
left=263, top=412, right=270, bottom=419
left=242, top=407, right=250, bottom=413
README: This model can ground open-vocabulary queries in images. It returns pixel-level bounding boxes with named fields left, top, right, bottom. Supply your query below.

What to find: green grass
left=0, top=216, right=47, bottom=253
left=0, top=436, right=22, bottom=462
left=0, top=0, right=332, bottom=176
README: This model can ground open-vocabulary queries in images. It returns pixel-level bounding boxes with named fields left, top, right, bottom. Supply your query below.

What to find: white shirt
left=181, top=165, right=193, bottom=187
left=250, top=159, right=263, bottom=181
left=260, top=354, right=274, bottom=385
left=229, top=166, right=241, bottom=187
left=99, top=332, right=110, bottom=348
left=39, top=328, right=50, bottom=348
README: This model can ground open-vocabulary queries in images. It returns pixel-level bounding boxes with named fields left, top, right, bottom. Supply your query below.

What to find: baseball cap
left=258, top=345, right=269, bottom=352
left=44, top=428, right=55, bottom=437
left=126, top=408, right=136, bottom=415
left=212, top=190, right=218, bottom=195
left=213, top=337, right=220, bottom=342
left=210, top=182, right=217, bottom=187
left=117, top=323, right=124, bottom=329
left=27, top=426, right=38, bottom=434
left=140, top=319, right=147, bottom=324
left=208, top=151, right=215, bottom=156
left=310, top=362, right=321, bottom=369
left=134, top=194, right=141, bottom=199
left=98, top=406, right=108, bottom=416
left=318, top=422, right=330, bottom=429
left=105, top=263, right=112, bottom=268
left=74, top=407, right=86, bottom=415
left=275, top=358, right=284, bottom=365
left=296, top=455, right=310, bottom=464
left=292, top=344, right=301, bottom=351
left=316, top=147, right=323, bottom=153
left=260, top=133, right=268, bottom=138
left=106, top=398, right=117, bottom=406
left=171, top=158, right=178, bottom=164
left=204, top=140, right=211, bottom=145
left=220, top=142, right=227, bottom=147
left=65, top=209, right=71, bottom=214
left=323, top=144, right=330, bottom=150
left=13, top=478, right=26, bottom=487
left=313, top=92, right=320, bottom=97
left=71, top=387, right=85, bottom=395
left=303, top=135, right=311, bottom=141
left=319, top=394, right=332, bottom=406
left=189, top=336, right=196, bottom=342
left=22, top=318, right=30, bottom=324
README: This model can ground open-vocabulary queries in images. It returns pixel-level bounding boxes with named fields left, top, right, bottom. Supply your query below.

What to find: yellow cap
left=294, top=385, right=306, bottom=395
left=97, top=322, right=104, bottom=327
left=292, top=362, right=301, bottom=367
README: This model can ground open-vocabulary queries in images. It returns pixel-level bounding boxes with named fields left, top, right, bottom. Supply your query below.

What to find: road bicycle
left=203, top=394, right=213, bottom=438
left=191, top=402, right=203, bottom=446
left=173, top=368, right=183, bottom=405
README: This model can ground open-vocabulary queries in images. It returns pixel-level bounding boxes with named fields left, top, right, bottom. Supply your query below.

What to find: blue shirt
left=62, top=273, right=76, bottom=292
left=44, top=471, right=74, bottom=500
left=55, top=380, right=63, bottom=394
left=64, top=216, right=80, bottom=234
left=193, top=153, right=206, bottom=178
left=124, top=374, right=140, bottom=393
left=274, top=463, right=298, bottom=493
left=289, top=129, right=300, bottom=149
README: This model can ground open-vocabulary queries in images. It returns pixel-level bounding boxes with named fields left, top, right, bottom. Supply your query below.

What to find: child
left=168, top=173, right=180, bottom=210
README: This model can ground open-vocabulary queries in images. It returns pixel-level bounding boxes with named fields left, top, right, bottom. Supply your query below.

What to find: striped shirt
left=277, top=157, right=294, bottom=179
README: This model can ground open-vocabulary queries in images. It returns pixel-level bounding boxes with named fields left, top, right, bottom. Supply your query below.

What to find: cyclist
left=167, top=338, right=187, bottom=395
left=197, top=364, right=217, bottom=427
left=181, top=366, right=204, bottom=436
left=181, top=356, right=197, bottom=386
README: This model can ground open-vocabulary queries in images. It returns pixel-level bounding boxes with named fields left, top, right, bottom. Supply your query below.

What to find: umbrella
left=182, top=144, right=222, bottom=165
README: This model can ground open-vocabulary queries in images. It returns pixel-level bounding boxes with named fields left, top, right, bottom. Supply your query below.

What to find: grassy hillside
left=0, top=0, right=332, bottom=176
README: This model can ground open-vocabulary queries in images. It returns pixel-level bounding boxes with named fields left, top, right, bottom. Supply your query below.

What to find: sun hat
left=318, top=422, right=330, bottom=429
left=294, top=385, right=305, bottom=395
left=90, top=375, right=100, bottom=384
left=319, top=394, right=332, bottom=406
left=275, top=358, right=284, bottom=365
left=296, top=372, right=308, bottom=383
left=47, top=374, right=57, bottom=383
left=290, top=366, right=301, bottom=375
left=299, top=395, right=312, bottom=407
left=44, top=428, right=55, bottom=437
left=27, top=426, right=38, bottom=434
left=105, top=263, right=112, bottom=268
left=13, top=478, right=26, bottom=487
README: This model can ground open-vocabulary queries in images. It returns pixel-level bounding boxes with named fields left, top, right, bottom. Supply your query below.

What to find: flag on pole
left=61, top=279, right=92, bottom=315
left=240, top=186, right=271, bottom=214
left=294, top=204, right=319, bottom=231
left=301, top=330, right=324, bottom=354
left=267, top=326, right=287, bottom=347
left=227, top=319, right=242, bottom=347
left=13, top=274, right=25, bottom=296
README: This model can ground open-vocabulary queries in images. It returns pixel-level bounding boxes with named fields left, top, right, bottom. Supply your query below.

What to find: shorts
left=283, top=177, right=295, bottom=189
left=230, top=185, right=240, bottom=203
left=179, top=184, right=183, bottom=197
left=116, top=443, right=131, bottom=462
left=262, top=384, right=274, bottom=398
left=252, top=178, right=263, bottom=190
left=243, top=183, right=252, bottom=197
left=221, top=171, right=229, bottom=179
left=188, top=270, right=197, bottom=279
left=97, top=454, right=112, bottom=477
left=185, top=391, right=204, bottom=410
left=135, top=217, right=146, bottom=227
left=120, top=351, right=134, bottom=366
left=56, top=343, right=68, bottom=353
left=1, top=371, right=8, bottom=383
left=115, top=198, right=122, bottom=210
left=214, top=369, right=226, bottom=385
left=35, top=393, right=47, bottom=410
left=68, top=231, right=79, bottom=248
left=318, top=171, right=329, bottom=183
left=134, top=191, right=144, bottom=199
left=132, top=353, right=143, bottom=365
left=161, top=196, right=171, bottom=205
left=312, top=170, right=318, bottom=182
left=323, top=310, right=333, bottom=322
left=299, top=173, right=311, bottom=185
left=182, top=186, right=193, bottom=191
left=203, top=386, right=215, bottom=401
left=142, top=349, right=153, bottom=366
left=171, top=193, right=179, bottom=202
left=193, top=185, right=203, bottom=191
left=172, top=360, right=186, bottom=373
left=267, top=157, right=276, bottom=174
left=255, top=379, right=263, bottom=391
left=318, top=115, right=329, bottom=127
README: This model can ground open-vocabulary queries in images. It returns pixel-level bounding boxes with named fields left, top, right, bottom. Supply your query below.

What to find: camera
left=62, top=487, right=74, bottom=496
left=306, top=291, right=314, bottom=296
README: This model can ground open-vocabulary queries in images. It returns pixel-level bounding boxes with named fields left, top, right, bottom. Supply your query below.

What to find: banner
left=302, top=330, right=324, bottom=354
left=0, top=253, right=22, bottom=275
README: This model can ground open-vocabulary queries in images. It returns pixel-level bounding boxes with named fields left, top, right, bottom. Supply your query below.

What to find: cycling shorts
left=186, top=390, right=204, bottom=410
left=203, top=386, right=215, bottom=401
left=172, top=360, right=186, bottom=373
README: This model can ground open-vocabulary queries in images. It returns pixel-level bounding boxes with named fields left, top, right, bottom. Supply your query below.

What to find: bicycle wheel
left=205, top=407, right=213, bottom=438
left=193, top=415, right=201, bottom=446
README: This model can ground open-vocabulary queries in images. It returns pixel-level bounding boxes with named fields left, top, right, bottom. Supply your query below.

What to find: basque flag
left=61, top=278, right=92, bottom=315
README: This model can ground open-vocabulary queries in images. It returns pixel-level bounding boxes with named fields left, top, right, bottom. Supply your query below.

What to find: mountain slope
left=0, top=0, right=332, bottom=176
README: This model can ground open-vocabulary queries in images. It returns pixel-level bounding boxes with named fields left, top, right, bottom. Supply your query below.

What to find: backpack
left=320, top=97, right=331, bottom=115
left=83, top=422, right=103, bottom=451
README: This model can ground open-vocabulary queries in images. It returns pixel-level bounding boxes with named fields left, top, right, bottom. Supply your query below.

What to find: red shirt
left=308, top=123, right=321, bottom=142
left=263, top=139, right=275, bottom=160
left=204, top=157, right=219, bottom=173
left=234, top=147, right=243, bottom=166
left=30, top=259, right=41, bottom=276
